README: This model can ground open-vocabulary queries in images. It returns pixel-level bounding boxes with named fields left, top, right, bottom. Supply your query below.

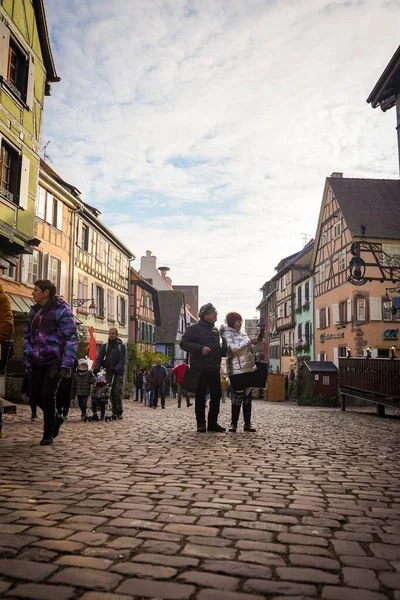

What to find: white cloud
left=43, top=0, right=400, bottom=320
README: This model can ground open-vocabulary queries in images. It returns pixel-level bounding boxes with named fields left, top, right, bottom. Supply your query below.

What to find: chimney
left=330, top=172, right=343, bottom=178
left=158, top=266, right=172, bottom=288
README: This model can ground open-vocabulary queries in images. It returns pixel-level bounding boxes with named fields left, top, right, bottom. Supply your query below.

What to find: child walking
left=91, top=373, right=110, bottom=421
left=71, top=359, right=94, bottom=420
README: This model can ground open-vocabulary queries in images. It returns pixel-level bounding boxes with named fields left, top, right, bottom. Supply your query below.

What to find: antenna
left=40, top=141, right=53, bottom=163
left=301, top=233, right=312, bottom=246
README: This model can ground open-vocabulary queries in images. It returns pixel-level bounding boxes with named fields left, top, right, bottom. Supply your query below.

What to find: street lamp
left=383, top=287, right=400, bottom=315
left=72, top=298, right=96, bottom=315
left=346, top=347, right=352, bottom=359
left=366, top=347, right=372, bottom=359
left=390, top=345, right=397, bottom=360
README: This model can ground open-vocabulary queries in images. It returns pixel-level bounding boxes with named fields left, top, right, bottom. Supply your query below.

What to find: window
left=2, top=262, right=16, bottom=279
left=338, top=249, right=346, bottom=272
left=356, top=298, right=366, bottom=322
left=304, top=282, right=310, bottom=302
left=107, top=290, right=114, bottom=320
left=81, top=224, right=89, bottom=251
left=377, top=348, right=389, bottom=358
left=320, top=352, right=327, bottom=362
left=297, top=286, right=302, bottom=309
left=339, top=301, right=347, bottom=324
left=28, top=250, right=40, bottom=285
left=95, top=285, right=105, bottom=318
left=39, top=187, right=63, bottom=230
left=36, top=187, right=45, bottom=219
left=338, top=346, right=347, bottom=358
left=382, top=298, right=400, bottom=322
left=319, top=307, right=329, bottom=329
left=297, top=323, right=302, bottom=341
left=77, top=277, right=88, bottom=313
left=280, top=274, right=286, bottom=291
left=117, top=296, right=126, bottom=325
left=119, top=256, right=127, bottom=277
left=47, top=256, right=59, bottom=287
left=333, top=219, right=342, bottom=239
left=96, top=237, right=104, bottom=262
left=108, top=247, right=115, bottom=270
left=320, top=263, right=326, bottom=283
left=321, top=232, right=327, bottom=246
left=305, top=321, right=311, bottom=345
left=0, top=140, right=19, bottom=204
left=323, top=376, right=330, bottom=386
left=7, top=39, right=28, bottom=102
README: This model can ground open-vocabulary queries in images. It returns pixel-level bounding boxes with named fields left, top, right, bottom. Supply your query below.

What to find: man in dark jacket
left=24, top=280, right=78, bottom=445
left=149, top=359, right=168, bottom=409
left=180, top=302, right=226, bottom=432
left=134, top=369, right=144, bottom=402
left=94, top=328, right=126, bottom=419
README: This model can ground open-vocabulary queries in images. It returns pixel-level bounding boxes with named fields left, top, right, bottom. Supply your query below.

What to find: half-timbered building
left=129, top=268, right=161, bottom=352
left=311, top=174, right=400, bottom=364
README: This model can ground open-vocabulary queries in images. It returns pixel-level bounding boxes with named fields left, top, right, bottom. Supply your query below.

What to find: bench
left=340, top=388, right=400, bottom=418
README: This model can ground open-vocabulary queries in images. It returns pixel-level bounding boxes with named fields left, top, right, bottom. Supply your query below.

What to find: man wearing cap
left=180, top=303, right=226, bottom=432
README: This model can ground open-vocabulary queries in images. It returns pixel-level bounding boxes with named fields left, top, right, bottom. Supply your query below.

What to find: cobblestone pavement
left=1, top=398, right=400, bottom=600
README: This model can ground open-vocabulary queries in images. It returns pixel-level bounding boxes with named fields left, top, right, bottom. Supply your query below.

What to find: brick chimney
left=158, top=266, right=172, bottom=288
left=330, top=172, right=343, bottom=178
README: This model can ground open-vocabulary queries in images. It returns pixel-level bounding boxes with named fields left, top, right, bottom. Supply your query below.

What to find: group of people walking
left=1, top=277, right=264, bottom=443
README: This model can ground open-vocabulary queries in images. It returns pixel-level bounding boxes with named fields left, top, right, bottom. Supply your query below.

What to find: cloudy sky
left=43, top=0, right=399, bottom=322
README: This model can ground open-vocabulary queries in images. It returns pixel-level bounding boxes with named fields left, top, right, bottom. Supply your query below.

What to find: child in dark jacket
left=91, top=373, right=111, bottom=421
left=71, top=359, right=95, bottom=420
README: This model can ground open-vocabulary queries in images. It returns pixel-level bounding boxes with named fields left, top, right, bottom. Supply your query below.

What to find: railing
left=339, top=358, right=400, bottom=399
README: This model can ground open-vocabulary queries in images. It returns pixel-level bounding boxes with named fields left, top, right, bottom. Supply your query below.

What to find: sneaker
left=81, top=414, right=86, bottom=421
left=187, top=403, right=193, bottom=407
left=40, top=436, right=53, bottom=445
left=53, top=414, right=64, bottom=439
left=31, top=414, right=37, bottom=421
left=197, top=426, right=207, bottom=433
left=208, top=423, right=226, bottom=433
left=229, top=426, right=237, bottom=432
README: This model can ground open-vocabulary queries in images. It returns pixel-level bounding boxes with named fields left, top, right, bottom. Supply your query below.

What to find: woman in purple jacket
left=24, top=280, right=78, bottom=446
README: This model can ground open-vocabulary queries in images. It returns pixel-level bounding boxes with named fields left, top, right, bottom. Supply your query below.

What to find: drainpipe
left=396, top=93, right=400, bottom=177
left=69, top=202, right=83, bottom=306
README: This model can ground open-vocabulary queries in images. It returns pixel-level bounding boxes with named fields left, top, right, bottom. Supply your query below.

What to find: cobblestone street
left=1, top=399, right=400, bottom=600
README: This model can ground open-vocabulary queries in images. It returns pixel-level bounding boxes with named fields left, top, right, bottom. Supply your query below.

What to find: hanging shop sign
left=383, top=329, right=398, bottom=341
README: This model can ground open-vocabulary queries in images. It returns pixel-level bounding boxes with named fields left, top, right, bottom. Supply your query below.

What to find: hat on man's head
left=199, top=303, right=217, bottom=319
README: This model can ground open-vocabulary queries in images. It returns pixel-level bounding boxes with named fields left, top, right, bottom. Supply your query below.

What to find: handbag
left=250, top=361, right=269, bottom=388
left=181, top=354, right=201, bottom=392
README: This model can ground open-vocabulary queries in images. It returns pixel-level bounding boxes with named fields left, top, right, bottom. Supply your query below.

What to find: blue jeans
left=78, top=395, right=88, bottom=416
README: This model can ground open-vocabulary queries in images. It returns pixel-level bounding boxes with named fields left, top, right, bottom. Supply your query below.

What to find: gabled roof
left=367, top=45, right=400, bottom=112
left=311, top=177, right=400, bottom=270
left=156, top=290, right=184, bottom=344
left=328, top=177, right=400, bottom=240
left=303, top=361, right=338, bottom=373
left=33, top=0, right=60, bottom=84
left=272, top=239, right=314, bottom=281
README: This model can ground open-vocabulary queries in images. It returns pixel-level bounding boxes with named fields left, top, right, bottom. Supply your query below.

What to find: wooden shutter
left=0, top=21, right=10, bottom=79
left=45, top=192, right=53, bottom=224
left=59, top=261, right=67, bottom=298
left=56, top=200, right=63, bottom=231
left=333, top=347, right=339, bottom=368
left=36, top=186, right=45, bottom=219
left=76, top=219, right=82, bottom=248
left=347, top=298, right=352, bottom=323
left=316, top=309, right=320, bottom=329
left=26, top=55, right=35, bottom=110
left=20, top=254, right=29, bottom=284
left=117, top=296, right=122, bottom=323
left=326, top=307, right=330, bottom=328
left=19, top=154, right=30, bottom=210
left=332, top=303, right=339, bottom=324
left=369, top=297, right=382, bottom=321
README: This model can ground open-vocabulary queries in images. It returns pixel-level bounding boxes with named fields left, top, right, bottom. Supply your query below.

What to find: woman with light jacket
left=221, top=312, right=263, bottom=432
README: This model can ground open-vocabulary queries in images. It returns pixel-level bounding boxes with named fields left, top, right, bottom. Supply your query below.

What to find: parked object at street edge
left=94, top=328, right=126, bottom=419
left=71, top=359, right=95, bottom=419
left=172, top=362, right=193, bottom=408
left=0, top=285, right=14, bottom=438
left=180, top=302, right=227, bottom=432
left=150, top=359, right=168, bottom=408
left=24, top=280, right=78, bottom=445
left=221, top=312, right=264, bottom=432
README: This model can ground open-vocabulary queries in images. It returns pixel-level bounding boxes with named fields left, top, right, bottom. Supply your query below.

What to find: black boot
left=229, top=403, right=241, bottom=432
left=40, top=427, right=53, bottom=445
left=53, top=412, right=64, bottom=439
left=243, top=399, right=256, bottom=432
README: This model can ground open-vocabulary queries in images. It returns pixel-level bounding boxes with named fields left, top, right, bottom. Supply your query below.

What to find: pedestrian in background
left=150, top=359, right=168, bottom=409
left=142, top=368, right=152, bottom=406
left=180, top=302, right=226, bottom=433
left=0, top=284, right=13, bottom=437
left=94, top=327, right=126, bottom=419
left=134, top=369, right=144, bottom=402
left=71, top=359, right=94, bottom=420
left=24, top=280, right=77, bottom=445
